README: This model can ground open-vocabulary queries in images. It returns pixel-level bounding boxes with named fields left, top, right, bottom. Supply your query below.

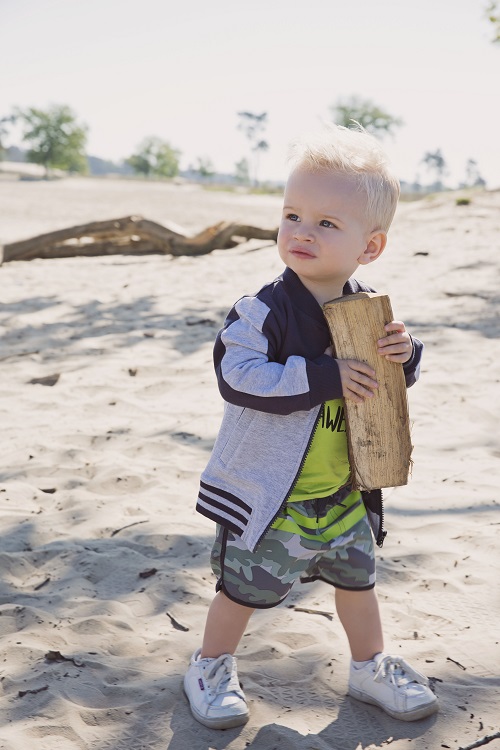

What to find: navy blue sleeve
left=403, top=335, right=424, bottom=387
left=213, top=295, right=343, bottom=415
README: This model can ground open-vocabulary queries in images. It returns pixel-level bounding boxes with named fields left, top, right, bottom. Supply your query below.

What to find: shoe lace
left=373, top=655, right=429, bottom=688
left=204, top=654, right=244, bottom=700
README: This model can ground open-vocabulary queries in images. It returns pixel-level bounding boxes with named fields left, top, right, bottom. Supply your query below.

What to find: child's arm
left=214, top=296, right=345, bottom=415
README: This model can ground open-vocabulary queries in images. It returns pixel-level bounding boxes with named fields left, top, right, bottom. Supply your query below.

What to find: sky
left=1, top=0, right=499, bottom=187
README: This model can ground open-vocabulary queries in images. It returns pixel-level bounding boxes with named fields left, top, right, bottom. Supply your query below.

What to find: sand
left=0, top=176, right=499, bottom=750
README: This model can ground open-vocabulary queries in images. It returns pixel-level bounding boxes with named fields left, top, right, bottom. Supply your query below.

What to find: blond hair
left=287, top=123, right=400, bottom=233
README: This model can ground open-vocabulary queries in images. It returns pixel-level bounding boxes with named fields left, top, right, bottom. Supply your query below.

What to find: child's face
left=278, top=168, right=385, bottom=302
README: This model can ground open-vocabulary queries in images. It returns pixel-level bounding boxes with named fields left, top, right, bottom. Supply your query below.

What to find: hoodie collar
left=282, top=268, right=359, bottom=323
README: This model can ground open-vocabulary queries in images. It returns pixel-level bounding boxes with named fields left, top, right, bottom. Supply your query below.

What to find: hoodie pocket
left=219, top=408, right=256, bottom=466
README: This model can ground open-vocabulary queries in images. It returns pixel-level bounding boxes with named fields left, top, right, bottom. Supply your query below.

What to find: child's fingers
left=384, top=320, right=405, bottom=334
left=337, top=360, right=378, bottom=402
left=345, top=359, right=377, bottom=379
left=351, top=370, right=378, bottom=390
left=382, top=351, right=411, bottom=363
left=378, top=340, right=411, bottom=356
left=378, top=332, right=412, bottom=359
left=345, top=374, right=379, bottom=401
left=344, top=383, right=370, bottom=403
left=378, top=332, right=406, bottom=348
left=347, top=365, right=378, bottom=400
left=377, top=325, right=412, bottom=364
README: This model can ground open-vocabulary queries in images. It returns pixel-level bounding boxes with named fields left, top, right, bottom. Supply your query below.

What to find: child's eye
left=286, top=213, right=300, bottom=222
left=320, top=219, right=337, bottom=228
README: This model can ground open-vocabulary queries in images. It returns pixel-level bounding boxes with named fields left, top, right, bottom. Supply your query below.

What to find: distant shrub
left=456, top=197, right=471, bottom=206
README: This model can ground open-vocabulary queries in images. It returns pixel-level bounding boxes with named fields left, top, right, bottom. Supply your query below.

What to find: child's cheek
left=277, top=224, right=289, bottom=251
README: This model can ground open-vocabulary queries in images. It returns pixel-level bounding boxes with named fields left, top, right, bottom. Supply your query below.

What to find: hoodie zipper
left=377, top=489, right=386, bottom=547
left=255, top=404, right=324, bottom=548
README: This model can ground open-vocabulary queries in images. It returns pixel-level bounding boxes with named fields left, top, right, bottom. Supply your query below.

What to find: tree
left=234, top=157, right=250, bottom=185
left=330, top=96, right=403, bottom=138
left=0, top=114, right=16, bottom=160
left=127, top=137, right=181, bottom=178
left=464, top=158, right=486, bottom=188
left=421, top=149, right=447, bottom=190
left=195, top=156, right=215, bottom=180
left=485, top=1, right=500, bottom=42
left=15, top=104, right=88, bottom=176
left=237, top=111, right=269, bottom=186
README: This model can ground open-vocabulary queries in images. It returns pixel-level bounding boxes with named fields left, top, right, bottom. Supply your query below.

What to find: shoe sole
left=183, top=687, right=250, bottom=729
left=348, top=686, right=439, bottom=722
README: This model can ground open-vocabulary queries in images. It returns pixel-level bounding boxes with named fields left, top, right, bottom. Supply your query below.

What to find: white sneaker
left=348, top=653, right=439, bottom=721
left=183, top=648, right=249, bottom=729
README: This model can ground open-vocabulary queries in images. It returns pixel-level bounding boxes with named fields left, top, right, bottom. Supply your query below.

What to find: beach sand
left=0, top=177, right=499, bottom=750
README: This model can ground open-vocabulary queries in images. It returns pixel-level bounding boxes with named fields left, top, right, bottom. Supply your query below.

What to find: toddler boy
left=184, top=124, right=438, bottom=728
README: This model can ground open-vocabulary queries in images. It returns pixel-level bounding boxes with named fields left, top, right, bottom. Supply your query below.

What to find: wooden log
left=323, top=292, right=412, bottom=490
left=169, top=222, right=277, bottom=256
left=1, top=216, right=184, bottom=262
left=1, top=216, right=278, bottom=262
left=29, top=238, right=164, bottom=258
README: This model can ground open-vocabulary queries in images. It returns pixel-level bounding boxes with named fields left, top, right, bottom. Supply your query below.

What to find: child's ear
left=358, top=231, right=387, bottom=266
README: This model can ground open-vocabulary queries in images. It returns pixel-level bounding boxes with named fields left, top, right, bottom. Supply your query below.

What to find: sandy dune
left=0, top=177, right=499, bottom=750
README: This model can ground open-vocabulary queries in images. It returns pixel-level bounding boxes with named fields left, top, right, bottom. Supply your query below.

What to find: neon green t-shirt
left=289, top=399, right=351, bottom=501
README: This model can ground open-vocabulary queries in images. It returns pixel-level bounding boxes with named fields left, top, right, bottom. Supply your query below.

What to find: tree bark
left=323, top=293, right=412, bottom=491
left=0, top=215, right=278, bottom=263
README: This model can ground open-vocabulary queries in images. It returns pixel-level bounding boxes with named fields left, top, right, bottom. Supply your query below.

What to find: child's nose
left=293, top=225, right=314, bottom=242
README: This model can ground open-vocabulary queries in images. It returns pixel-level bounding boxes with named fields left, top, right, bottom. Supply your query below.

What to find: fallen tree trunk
left=0, top=216, right=278, bottom=263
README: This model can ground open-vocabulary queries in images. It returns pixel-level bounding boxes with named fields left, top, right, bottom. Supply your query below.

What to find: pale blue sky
left=1, top=0, right=499, bottom=186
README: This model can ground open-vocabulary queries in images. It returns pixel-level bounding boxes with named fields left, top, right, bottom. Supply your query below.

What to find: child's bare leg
left=185, top=591, right=253, bottom=727
left=337, top=586, right=439, bottom=720
left=201, top=591, right=255, bottom=658
left=335, top=587, right=384, bottom=661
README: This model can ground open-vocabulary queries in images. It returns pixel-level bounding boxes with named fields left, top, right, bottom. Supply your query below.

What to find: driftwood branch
left=0, top=215, right=278, bottom=263
left=458, top=732, right=500, bottom=750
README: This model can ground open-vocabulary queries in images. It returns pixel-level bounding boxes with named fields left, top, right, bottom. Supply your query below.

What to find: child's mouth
left=290, top=247, right=315, bottom=259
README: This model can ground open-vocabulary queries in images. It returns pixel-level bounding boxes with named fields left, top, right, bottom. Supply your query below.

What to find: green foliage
left=330, top=96, right=403, bottom=138
left=15, top=104, right=88, bottom=175
left=127, top=137, right=181, bottom=178
left=237, top=111, right=268, bottom=149
left=0, top=114, right=16, bottom=160
left=486, top=1, right=500, bottom=42
left=234, top=157, right=250, bottom=185
left=464, top=158, right=486, bottom=188
left=421, top=149, right=447, bottom=189
left=196, top=156, right=215, bottom=179
left=237, top=111, right=269, bottom=185
left=456, top=197, right=471, bottom=206
left=422, top=149, right=446, bottom=174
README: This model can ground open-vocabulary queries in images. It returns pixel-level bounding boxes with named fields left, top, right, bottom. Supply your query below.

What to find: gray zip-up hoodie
left=196, top=268, right=423, bottom=552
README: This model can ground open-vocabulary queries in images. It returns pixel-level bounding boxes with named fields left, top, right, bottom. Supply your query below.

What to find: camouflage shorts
left=210, top=495, right=375, bottom=608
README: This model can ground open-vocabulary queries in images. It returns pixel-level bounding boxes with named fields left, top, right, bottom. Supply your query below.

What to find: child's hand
left=377, top=321, right=413, bottom=363
left=324, top=346, right=378, bottom=403
left=336, top=359, right=378, bottom=404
